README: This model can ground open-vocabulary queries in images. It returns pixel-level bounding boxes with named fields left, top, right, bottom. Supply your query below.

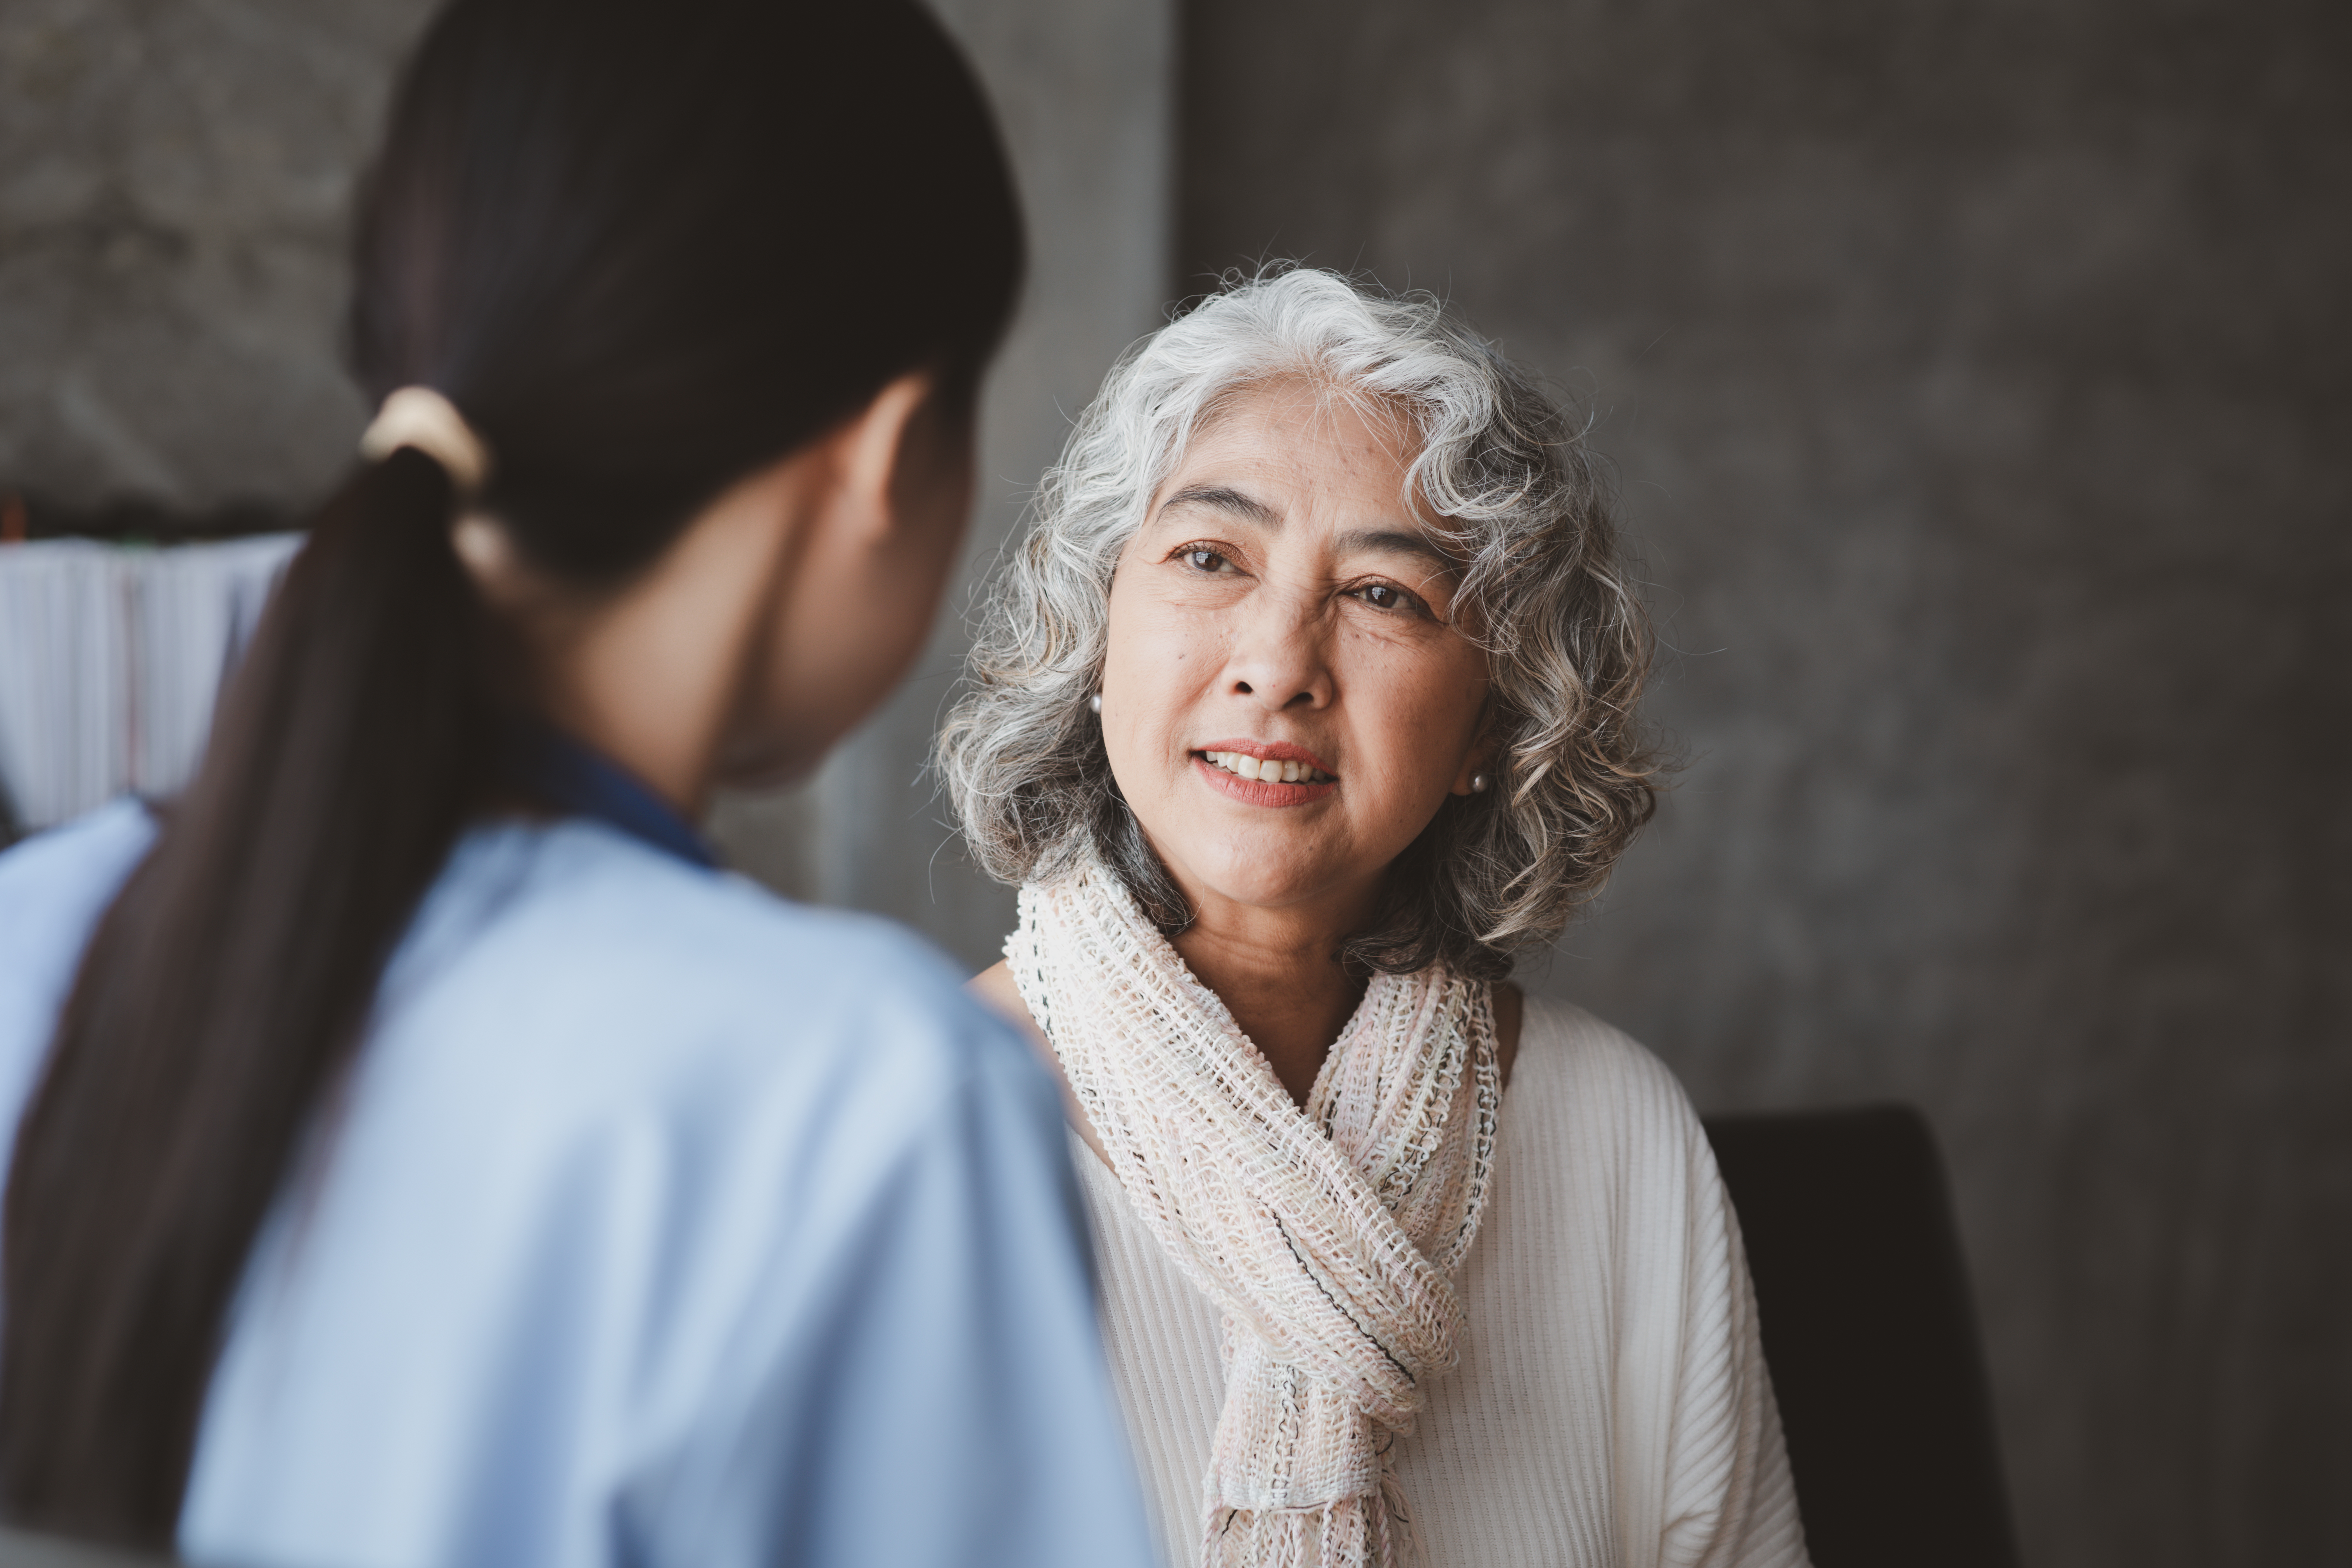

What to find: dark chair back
left=1702, top=1103, right=2022, bottom=1568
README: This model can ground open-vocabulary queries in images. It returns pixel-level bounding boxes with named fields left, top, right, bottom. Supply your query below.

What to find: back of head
left=0, top=0, right=1020, bottom=1544
left=355, top=0, right=1021, bottom=580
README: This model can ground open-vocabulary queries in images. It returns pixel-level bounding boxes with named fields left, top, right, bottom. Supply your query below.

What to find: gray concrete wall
left=1175, top=1, right=2350, bottom=1563
left=0, top=0, right=437, bottom=510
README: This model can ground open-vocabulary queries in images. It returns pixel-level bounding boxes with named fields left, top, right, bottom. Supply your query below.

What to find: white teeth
left=1203, top=750, right=1334, bottom=785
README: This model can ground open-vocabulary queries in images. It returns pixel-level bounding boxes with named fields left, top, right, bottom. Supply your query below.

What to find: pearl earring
left=1089, top=692, right=1103, bottom=715
left=1470, top=772, right=1491, bottom=794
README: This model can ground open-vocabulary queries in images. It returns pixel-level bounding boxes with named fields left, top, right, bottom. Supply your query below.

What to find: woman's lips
left=1196, top=739, right=1336, bottom=780
left=1190, top=747, right=1338, bottom=807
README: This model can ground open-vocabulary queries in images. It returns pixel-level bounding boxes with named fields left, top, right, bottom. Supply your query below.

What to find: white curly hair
left=936, top=266, right=1659, bottom=978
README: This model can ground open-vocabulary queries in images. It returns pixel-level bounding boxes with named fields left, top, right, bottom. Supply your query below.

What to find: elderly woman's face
left=1101, top=378, right=1489, bottom=925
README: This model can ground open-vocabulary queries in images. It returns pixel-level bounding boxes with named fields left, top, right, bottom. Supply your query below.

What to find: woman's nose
left=1224, top=593, right=1333, bottom=711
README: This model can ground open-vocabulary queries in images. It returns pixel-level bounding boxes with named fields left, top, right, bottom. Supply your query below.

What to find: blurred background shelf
left=0, top=530, right=299, bottom=842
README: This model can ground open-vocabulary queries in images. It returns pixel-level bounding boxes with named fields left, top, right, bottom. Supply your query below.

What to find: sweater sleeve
left=1657, top=1090, right=1811, bottom=1568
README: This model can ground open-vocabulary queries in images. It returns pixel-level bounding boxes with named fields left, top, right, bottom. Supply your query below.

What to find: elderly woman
left=939, top=268, right=1806, bottom=1568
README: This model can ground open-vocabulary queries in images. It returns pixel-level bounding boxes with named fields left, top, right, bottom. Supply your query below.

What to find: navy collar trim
left=508, top=726, right=717, bottom=870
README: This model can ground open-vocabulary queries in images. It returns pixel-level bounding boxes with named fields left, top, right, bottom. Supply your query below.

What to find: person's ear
left=1449, top=708, right=1500, bottom=798
left=829, top=370, right=937, bottom=542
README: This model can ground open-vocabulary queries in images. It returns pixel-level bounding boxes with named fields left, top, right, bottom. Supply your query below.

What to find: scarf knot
left=1009, top=854, right=1501, bottom=1568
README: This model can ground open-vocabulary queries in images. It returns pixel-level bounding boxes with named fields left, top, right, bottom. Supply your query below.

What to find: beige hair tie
left=359, top=386, right=493, bottom=498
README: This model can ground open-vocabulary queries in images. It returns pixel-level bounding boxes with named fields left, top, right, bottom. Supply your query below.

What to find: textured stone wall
left=0, top=0, right=437, bottom=510
left=1176, top=1, right=2350, bottom=1563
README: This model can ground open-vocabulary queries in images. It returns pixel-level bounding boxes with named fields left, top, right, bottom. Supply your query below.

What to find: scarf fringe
left=1205, top=1468, right=1417, bottom=1568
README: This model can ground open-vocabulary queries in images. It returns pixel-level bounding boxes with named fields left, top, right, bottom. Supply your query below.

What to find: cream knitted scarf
left=1008, top=853, right=1500, bottom=1568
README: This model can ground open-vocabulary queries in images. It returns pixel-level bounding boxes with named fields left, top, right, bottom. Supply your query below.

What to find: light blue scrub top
left=0, top=801, right=1155, bottom=1568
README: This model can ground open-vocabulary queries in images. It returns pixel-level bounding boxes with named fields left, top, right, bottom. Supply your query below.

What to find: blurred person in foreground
left=943, top=268, right=1810, bottom=1568
left=0, top=2, right=1153, bottom=1565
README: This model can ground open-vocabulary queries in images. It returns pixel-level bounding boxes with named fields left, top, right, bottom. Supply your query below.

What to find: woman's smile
left=1193, top=740, right=1339, bottom=805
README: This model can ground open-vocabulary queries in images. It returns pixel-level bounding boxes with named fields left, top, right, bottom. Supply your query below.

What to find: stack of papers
left=0, top=534, right=303, bottom=838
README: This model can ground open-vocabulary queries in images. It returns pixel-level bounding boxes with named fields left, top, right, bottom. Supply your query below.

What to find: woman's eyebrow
left=1336, top=527, right=1459, bottom=574
left=1159, top=484, right=1281, bottom=526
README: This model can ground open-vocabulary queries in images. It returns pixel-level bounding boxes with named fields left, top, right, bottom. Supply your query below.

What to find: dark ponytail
left=0, top=0, right=1021, bottom=1544
left=0, top=451, right=493, bottom=1534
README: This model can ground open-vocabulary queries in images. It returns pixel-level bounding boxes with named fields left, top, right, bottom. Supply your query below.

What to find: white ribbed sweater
left=1074, top=998, right=1811, bottom=1568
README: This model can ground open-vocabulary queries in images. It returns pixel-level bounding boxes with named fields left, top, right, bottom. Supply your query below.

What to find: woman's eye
left=1355, top=582, right=1422, bottom=615
left=1180, top=548, right=1230, bottom=573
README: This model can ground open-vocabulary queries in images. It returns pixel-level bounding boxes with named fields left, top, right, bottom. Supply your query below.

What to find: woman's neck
left=1171, top=906, right=1367, bottom=1106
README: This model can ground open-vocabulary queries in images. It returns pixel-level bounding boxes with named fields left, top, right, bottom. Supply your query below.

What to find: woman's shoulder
left=424, top=817, right=982, bottom=1013
left=0, top=798, right=156, bottom=948
left=1516, top=995, right=1694, bottom=1104
left=1503, top=993, right=1710, bottom=1175
left=0, top=804, right=160, bottom=1147
left=374, top=818, right=1049, bottom=1145
left=0, top=802, right=160, bottom=1124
